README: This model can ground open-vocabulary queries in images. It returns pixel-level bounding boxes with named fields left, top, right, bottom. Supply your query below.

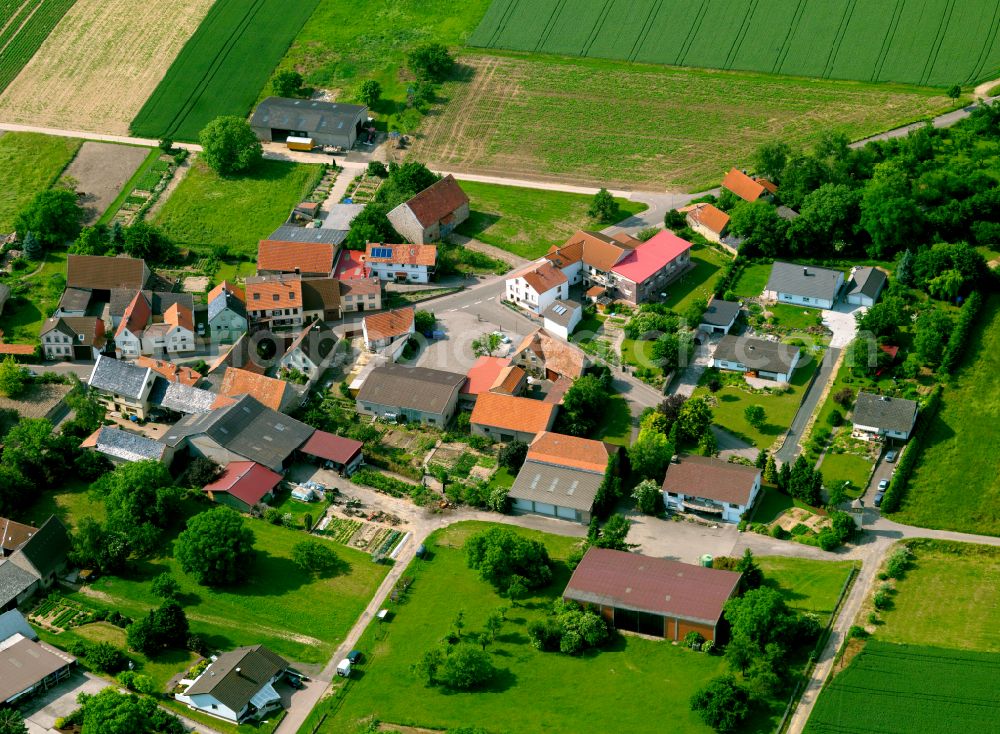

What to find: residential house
left=712, top=335, right=801, bottom=382
left=698, top=299, right=741, bottom=335
left=542, top=299, right=582, bottom=340
left=108, top=290, right=193, bottom=330
left=81, top=425, right=172, bottom=466
left=508, top=432, right=612, bottom=523
left=66, top=254, right=148, bottom=300
left=386, top=174, right=470, bottom=244
left=202, top=462, right=282, bottom=513
left=162, top=394, right=314, bottom=473
left=764, top=262, right=845, bottom=309
left=0, top=561, right=39, bottom=612
left=268, top=224, right=348, bottom=250
left=608, top=230, right=693, bottom=305
left=545, top=230, right=639, bottom=296
left=470, top=393, right=557, bottom=443
left=505, top=261, right=568, bottom=314
left=39, top=317, right=106, bottom=361
left=207, top=282, right=248, bottom=344
left=298, top=431, right=363, bottom=476
left=134, top=357, right=202, bottom=387
left=0, top=611, right=76, bottom=705
left=208, top=334, right=265, bottom=376
left=721, top=168, right=775, bottom=202
left=217, top=367, right=300, bottom=413
left=87, top=355, right=156, bottom=419
left=0, top=519, right=36, bottom=557
left=460, top=357, right=525, bottom=406
left=510, top=328, right=588, bottom=381
left=301, top=278, right=342, bottom=321
left=279, top=321, right=338, bottom=380
left=661, top=455, right=762, bottom=523
left=148, top=379, right=216, bottom=416
left=176, top=644, right=289, bottom=724
left=257, top=238, right=336, bottom=278
left=852, top=392, right=919, bottom=441
left=356, top=364, right=465, bottom=426
left=362, top=307, right=415, bottom=351
left=245, top=275, right=303, bottom=328
left=114, top=291, right=152, bottom=358
left=846, top=267, right=888, bottom=307
left=141, top=302, right=195, bottom=356
left=334, top=249, right=371, bottom=280
left=564, top=547, right=741, bottom=642
left=339, top=276, right=382, bottom=314
left=682, top=202, right=731, bottom=243
left=364, top=243, right=437, bottom=284
left=8, top=517, right=72, bottom=592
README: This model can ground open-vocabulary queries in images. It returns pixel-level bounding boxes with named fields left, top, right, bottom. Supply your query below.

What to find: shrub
left=684, top=631, right=705, bottom=650
left=873, top=590, right=891, bottom=610
left=828, top=409, right=843, bottom=426
left=885, top=546, right=911, bottom=579
left=465, top=527, right=552, bottom=590
left=438, top=644, right=494, bottom=690
left=88, top=642, right=127, bottom=673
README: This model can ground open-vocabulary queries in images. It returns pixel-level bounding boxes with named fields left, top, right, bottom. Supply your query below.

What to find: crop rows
left=130, top=0, right=321, bottom=141
left=469, top=0, right=1000, bottom=87
left=0, top=0, right=73, bottom=94
left=806, top=641, right=1000, bottom=733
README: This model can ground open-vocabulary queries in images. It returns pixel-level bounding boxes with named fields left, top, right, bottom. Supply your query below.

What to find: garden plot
left=60, top=142, right=149, bottom=224
left=0, top=0, right=215, bottom=134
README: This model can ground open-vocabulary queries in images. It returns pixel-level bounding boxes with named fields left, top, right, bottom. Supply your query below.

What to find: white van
left=336, top=659, right=351, bottom=678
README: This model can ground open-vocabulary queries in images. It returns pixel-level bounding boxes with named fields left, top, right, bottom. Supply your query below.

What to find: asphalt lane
left=776, top=347, right=841, bottom=464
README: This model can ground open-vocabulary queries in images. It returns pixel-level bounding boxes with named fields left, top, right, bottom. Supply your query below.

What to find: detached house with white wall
left=40, top=317, right=105, bottom=361
left=245, top=275, right=303, bottom=329
left=141, top=303, right=195, bottom=356
left=764, top=262, right=845, bottom=310
left=176, top=645, right=289, bottom=724
left=852, top=392, right=918, bottom=441
left=661, top=455, right=761, bottom=523
left=505, top=261, right=568, bottom=314
left=364, top=243, right=437, bottom=284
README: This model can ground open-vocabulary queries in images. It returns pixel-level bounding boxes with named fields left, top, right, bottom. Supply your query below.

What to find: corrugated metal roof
left=508, top=461, right=602, bottom=512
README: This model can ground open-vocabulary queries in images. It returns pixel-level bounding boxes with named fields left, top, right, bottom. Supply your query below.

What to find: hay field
left=0, top=0, right=214, bottom=134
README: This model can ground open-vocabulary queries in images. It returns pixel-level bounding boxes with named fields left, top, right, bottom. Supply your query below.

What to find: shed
left=698, top=299, right=741, bottom=335
left=299, top=430, right=363, bottom=475
left=202, top=461, right=282, bottom=513
left=846, top=267, right=888, bottom=307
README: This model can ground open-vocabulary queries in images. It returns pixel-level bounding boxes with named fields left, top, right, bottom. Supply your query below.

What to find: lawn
left=65, top=517, right=389, bottom=665
left=765, top=302, right=824, bottom=332
left=757, top=556, right=854, bottom=623
left=0, top=132, right=82, bottom=231
left=693, top=365, right=816, bottom=449
left=455, top=181, right=647, bottom=260
left=152, top=159, right=323, bottom=257
left=212, top=259, right=257, bottom=285
left=130, top=0, right=323, bottom=139
left=594, top=395, right=632, bottom=447
left=890, top=296, right=1000, bottom=535
left=310, top=521, right=746, bottom=734
left=19, top=478, right=105, bottom=530
left=876, top=540, right=1000, bottom=652
left=270, top=489, right=329, bottom=530
left=749, top=486, right=821, bottom=524
left=818, top=452, right=873, bottom=494
left=663, top=244, right=731, bottom=315
left=0, top=249, right=69, bottom=343
left=730, top=262, right=772, bottom=299
left=469, top=0, right=1000, bottom=87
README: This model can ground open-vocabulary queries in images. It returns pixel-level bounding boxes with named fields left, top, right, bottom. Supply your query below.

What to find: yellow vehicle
left=286, top=136, right=314, bottom=152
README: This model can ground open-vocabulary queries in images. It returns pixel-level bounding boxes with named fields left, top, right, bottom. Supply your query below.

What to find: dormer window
left=273, top=294, right=279, bottom=301
left=253, top=293, right=260, bottom=300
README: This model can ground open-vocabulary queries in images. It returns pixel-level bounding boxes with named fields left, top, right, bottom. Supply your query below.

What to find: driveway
left=775, top=347, right=841, bottom=464
left=670, top=339, right=717, bottom=397
left=862, top=445, right=897, bottom=509
left=822, top=302, right=863, bottom=348
left=711, top=425, right=757, bottom=462
left=623, top=509, right=739, bottom=563
left=21, top=672, right=109, bottom=734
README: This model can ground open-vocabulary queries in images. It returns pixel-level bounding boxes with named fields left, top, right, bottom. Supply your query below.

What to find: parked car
left=491, top=330, right=511, bottom=344
left=874, top=491, right=885, bottom=508
left=885, top=450, right=897, bottom=463
left=346, top=650, right=363, bottom=664
left=286, top=674, right=302, bottom=689
left=878, top=479, right=890, bottom=491
left=337, top=659, right=352, bottom=677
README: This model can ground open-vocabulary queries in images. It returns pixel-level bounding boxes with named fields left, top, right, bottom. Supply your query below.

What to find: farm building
left=852, top=392, right=919, bottom=441
left=563, top=547, right=741, bottom=642
left=460, top=356, right=526, bottom=406
left=66, top=254, right=149, bottom=299
left=251, top=97, right=368, bottom=149
left=217, top=367, right=300, bottom=414
left=698, top=299, right=741, bottom=335
left=387, top=174, right=470, bottom=244
left=356, top=364, right=466, bottom=426
left=661, top=455, right=762, bottom=523
left=470, top=393, right=558, bottom=444
left=298, top=430, right=363, bottom=476
left=846, top=267, right=888, bottom=307
left=257, top=238, right=337, bottom=278
left=0, top=519, right=36, bottom=557
left=362, top=307, right=415, bottom=351
left=510, top=328, right=588, bottom=381
left=80, top=425, right=172, bottom=466
left=0, top=613, right=76, bottom=705
left=765, top=262, right=845, bottom=309
left=712, top=335, right=801, bottom=382
left=87, top=355, right=157, bottom=419
left=202, top=462, right=282, bottom=513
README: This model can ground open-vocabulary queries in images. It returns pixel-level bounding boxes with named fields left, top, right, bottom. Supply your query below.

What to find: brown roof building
left=661, top=455, right=762, bottom=523
left=546, top=230, right=639, bottom=273
left=470, top=393, right=557, bottom=443
left=564, top=547, right=742, bottom=642
left=0, top=518, right=37, bottom=556
left=526, top=431, right=611, bottom=474
left=66, top=254, right=148, bottom=293
left=257, top=239, right=336, bottom=277
left=510, top=328, right=588, bottom=381
left=134, top=357, right=201, bottom=387
left=0, top=634, right=76, bottom=705
left=217, top=367, right=297, bottom=413
left=362, top=307, right=415, bottom=350
left=682, top=202, right=731, bottom=240
left=387, top=174, right=471, bottom=244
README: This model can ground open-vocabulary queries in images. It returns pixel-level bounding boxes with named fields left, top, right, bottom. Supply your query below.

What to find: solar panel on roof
left=553, top=305, right=567, bottom=315
left=372, top=247, right=393, bottom=259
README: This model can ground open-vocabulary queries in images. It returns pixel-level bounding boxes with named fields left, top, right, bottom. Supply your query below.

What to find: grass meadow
left=594, top=395, right=632, bottom=447
left=818, top=452, right=873, bottom=494
left=757, top=556, right=854, bottom=624
left=0, top=132, right=81, bottom=231
left=130, top=0, right=323, bottom=140
left=890, top=296, right=1000, bottom=535
left=456, top=181, right=646, bottom=260
left=152, top=159, right=322, bottom=257
left=730, top=262, right=773, bottom=299
left=470, top=0, right=1000, bottom=87
left=0, top=0, right=75, bottom=94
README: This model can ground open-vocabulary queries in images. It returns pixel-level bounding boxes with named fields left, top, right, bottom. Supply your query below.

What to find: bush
left=690, top=675, right=751, bottom=733
left=939, top=291, right=983, bottom=375
left=88, top=642, right=127, bottom=673
left=438, top=644, right=494, bottom=690
left=117, top=671, right=157, bottom=694
left=198, top=116, right=263, bottom=176
left=684, top=631, right=705, bottom=650
left=465, top=527, right=553, bottom=591
left=828, top=409, right=843, bottom=426
left=885, top=546, right=911, bottom=579
left=873, top=590, right=891, bottom=610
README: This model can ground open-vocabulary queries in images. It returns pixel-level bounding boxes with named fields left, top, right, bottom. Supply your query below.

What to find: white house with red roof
left=608, top=230, right=692, bottom=305
left=504, top=261, right=568, bottom=314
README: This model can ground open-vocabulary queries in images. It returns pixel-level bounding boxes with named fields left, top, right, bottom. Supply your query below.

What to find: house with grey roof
left=9, top=517, right=71, bottom=589
left=712, top=335, right=801, bottom=382
left=268, top=224, right=347, bottom=248
left=250, top=96, right=368, bottom=149
left=852, top=392, right=919, bottom=441
left=699, top=299, right=741, bottom=335
left=208, top=288, right=248, bottom=344
left=83, top=425, right=172, bottom=465
left=541, top=299, right=582, bottom=341
left=0, top=561, right=39, bottom=612
left=356, top=364, right=466, bottom=427
left=508, top=461, right=604, bottom=524
left=846, top=267, right=888, bottom=307
left=162, top=394, right=314, bottom=473
left=87, top=355, right=157, bottom=419
left=149, top=378, right=216, bottom=416
left=764, top=261, right=845, bottom=309
left=176, top=644, right=289, bottom=724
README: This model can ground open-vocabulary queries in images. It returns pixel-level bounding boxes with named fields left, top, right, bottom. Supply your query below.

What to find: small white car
left=878, top=479, right=890, bottom=491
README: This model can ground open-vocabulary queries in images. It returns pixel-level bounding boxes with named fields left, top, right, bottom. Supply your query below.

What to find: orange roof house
left=526, top=431, right=612, bottom=474
left=364, top=243, right=437, bottom=268
left=462, top=356, right=510, bottom=398
left=682, top=203, right=731, bottom=238
left=134, top=357, right=201, bottom=386
left=387, top=174, right=470, bottom=244
left=208, top=281, right=245, bottom=304
left=510, top=328, right=588, bottom=380
left=163, top=302, right=194, bottom=333
left=217, top=367, right=296, bottom=412
left=115, top=291, right=151, bottom=339
left=722, top=168, right=772, bottom=202
left=362, top=307, right=415, bottom=350
left=245, top=275, right=302, bottom=317
left=258, top=239, right=336, bottom=277
left=470, top=393, right=558, bottom=442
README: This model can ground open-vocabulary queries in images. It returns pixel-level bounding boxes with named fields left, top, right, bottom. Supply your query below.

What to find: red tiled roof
left=565, top=547, right=741, bottom=624
left=0, top=516, right=37, bottom=553
left=219, top=367, right=291, bottom=411
left=462, top=356, right=510, bottom=395
left=0, top=344, right=35, bottom=356
left=203, top=461, right=281, bottom=507
left=722, top=168, right=766, bottom=202
left=299, top=430, right=362, bottom=465
left=164, top=302, right=194, bottom=332
left=334, top=250, right=371, bottom=280
left=685, top=203, right=731, bottom=235
left=134, top=357, right=200, bottom=386
left=611, top=230, right=692, bottom=284
left=513, top=261, right=567, bottom=294
left=116, top=291, right=151, bottom=337
left=527, top=431, right=610, bottom=474
left=208, top=281, right=245, bottom=304
left=490, top=365, right=525, bottom=395
left=258, top=240, right=336, bottom=275
left=661, top=455, right=761, bottom=506
left=401, top=175, right=469, bottom=227
left=67, top=254, right=146, bottom=291
left=363, top=307, right=414, bottom=342
left=245, top=276, right=302, bottom=307
left=547, top=231, right=630, bottom=272
left=470, top=393, right=556, bottom=435
left=365, top=243, right=437, bottom=267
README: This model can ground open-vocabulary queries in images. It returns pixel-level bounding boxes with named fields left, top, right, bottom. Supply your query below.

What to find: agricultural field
left=0, top=131, right=81, bottom=232
left=151, top=158, right=322, bottom=257
left=131, top=0, right=322, bottom=141
left=0, top=0, right=214, bottom=134
left=0, top=0, right=75, bottom=95
left=410, top=55, right=954, bottom=190
left=456, top=181, right=646, bottom=260
left=805, top=641, right=1000, bottom=734
left=470, top=0, right=1000, bottom=87
left=61, top=142, right=151, bottom=224
left=890, top=296, right=1000, bottom=535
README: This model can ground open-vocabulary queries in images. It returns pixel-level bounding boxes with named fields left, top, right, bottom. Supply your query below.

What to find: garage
left=507, top=460, right=603, bottom=525
left=250, top=97, right=369, bottom=149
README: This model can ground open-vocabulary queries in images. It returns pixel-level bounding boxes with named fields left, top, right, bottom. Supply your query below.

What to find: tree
left=592, top=513, right=632, bottom=551
left=557, top=375, right=609, bottom=437
left=271, top=70, right=304, bottom=97
left=658, top=394, right=687, bottom=428
left=151, top=573, right=180, bottom=600
left=175, top=507, right=255, bottom=586
left=744, top=405, right=766, bottom=430
left=97, top=460, right=181, bottom=555
left=471, top=331, right=502, bottom=357
left=724, top=634, right=756, bottom=674
left=358, top=79, right=382, bottom=108
left=591, top=453, right=621, bottom=520
left=411, top=310, right=436, bottom=335
left=75, top=688, right=184, bottom=734
left=407, top=43, right=454, bottom=81
left=632, top=478, right=664, bottom=515
left=0, top=708, right=27, bottom=734
left=735, top=548, right=764, bottom=590
left=413, top=647, right=445, bottom=685
left=752, top=141, right=790, bottom=182
left=859, top=160, right=924, bottom=258
left=0, top=356, right=27, bottom=398
left=465, top=527, right=553, bottom=590
left=498, top=440, right=528, bottom=472
left=677, top=397, right=713, bottom=444
left=764, top=454, right=778, bottom=484
left=1, top=417, right=71, bottom=486
left=896, top=248, right=915, bottom=286
left=755, top=450, right=768, bottom=470
left=788, top=183, right=861, bottom=255
left=88, top=642, right=127, bottom=673
left=728, top=200, right=787, bottom=258
left=856, top=295, right=909, bottom=339
left=651, top=331, right=693, bottom=370
left=291, top=539, right=343, bottom=577
left=179, top=457, right=222, bottom=488
left=199, top=116, right=263, bottom=176
left=683, top=297, right=708, bottom=328
left=439, top=644, right=495, bottom=690
left=914, top=310, right=952, bottom=367
left=15, top=188, right=83, bottom=248
left=690, top=676, right=751, bottom=733
left=697, top=429, right=718, bottom=457
left=506, top=575, right=528, bottom=607
left=22, top=230, right=42, bottom=260
left=127, top=601, right=188, bottom=656
left=70, top=225, right=111, bottom=256
left=947, top=84, right=962, bottom=99
left=723, top=587, right=816, bottom=652
left=588, top=188, right=619, bottom=223
left=628, top=428, right=673, bottom=481
left=69, top=518, right=129, bottom=574
left=122, top=221, right=175, bottom=263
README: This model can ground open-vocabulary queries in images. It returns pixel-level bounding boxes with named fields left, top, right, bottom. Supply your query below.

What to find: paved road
left=776, top=347, right=841, bottom=465
left=850, top=94, right=1000, bottom=148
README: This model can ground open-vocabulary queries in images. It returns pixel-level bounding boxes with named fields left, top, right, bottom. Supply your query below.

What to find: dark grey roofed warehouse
left=250, top=97, right=368, bottom=148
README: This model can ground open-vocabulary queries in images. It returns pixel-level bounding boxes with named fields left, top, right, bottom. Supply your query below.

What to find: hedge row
left=881, top=385, right=943, bottom=513
left=713, top=255, right=744, bottom=297
left=939, top=290, right=983, bottom=375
